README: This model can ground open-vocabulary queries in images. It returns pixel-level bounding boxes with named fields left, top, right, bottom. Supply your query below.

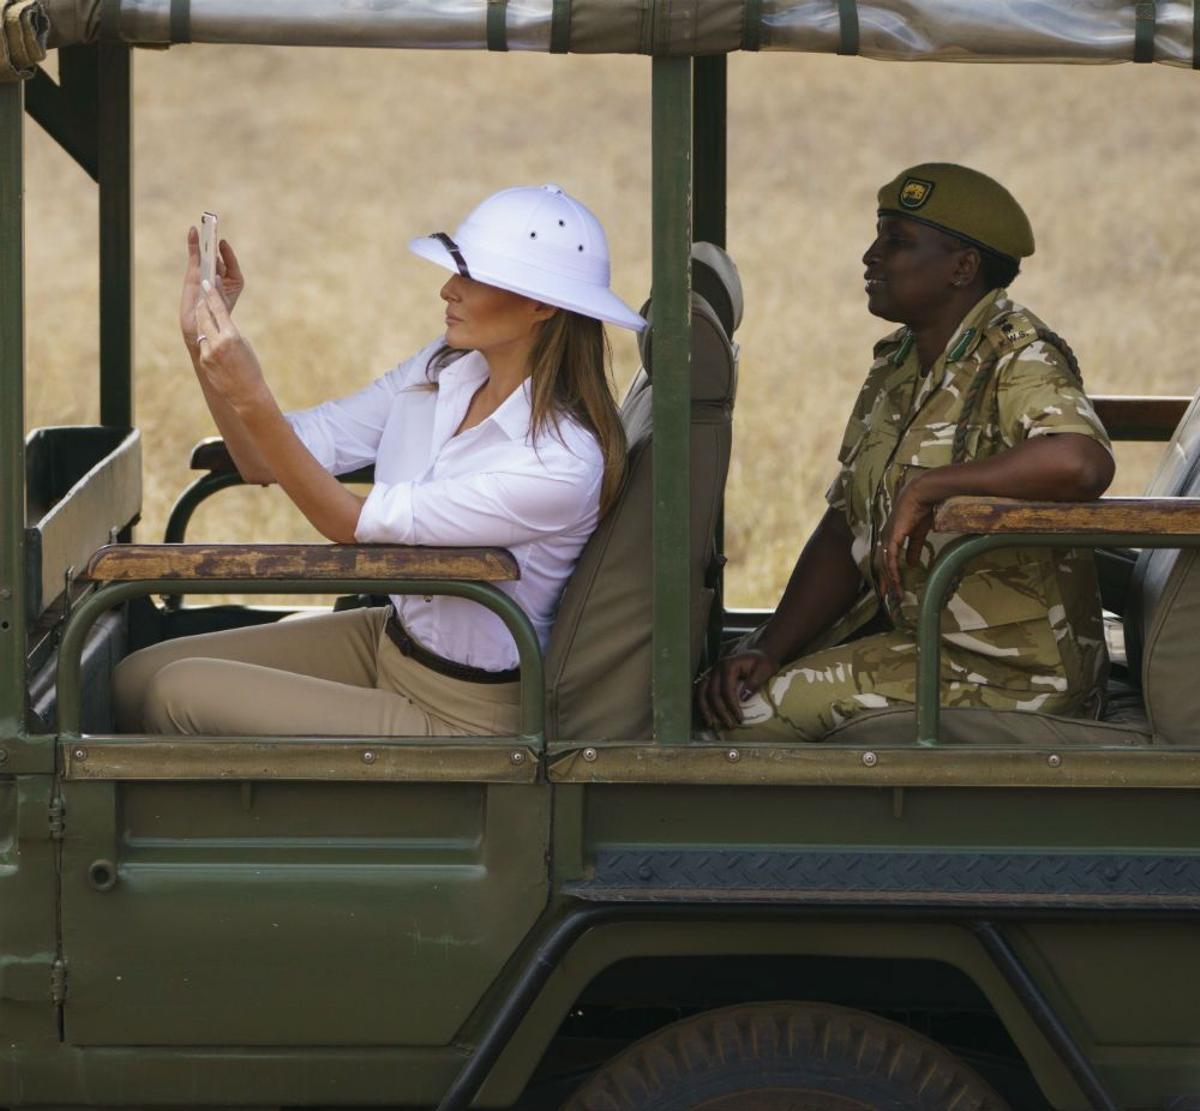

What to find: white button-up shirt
left=286, top=340, right=604, bottom=672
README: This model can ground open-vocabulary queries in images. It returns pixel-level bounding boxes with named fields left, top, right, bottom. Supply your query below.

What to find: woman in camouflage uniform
left=699, top=163, right=1115, bottom=741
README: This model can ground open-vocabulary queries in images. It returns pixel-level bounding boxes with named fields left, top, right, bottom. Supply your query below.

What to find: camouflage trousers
left=722, top=629, right=1086, bottom=743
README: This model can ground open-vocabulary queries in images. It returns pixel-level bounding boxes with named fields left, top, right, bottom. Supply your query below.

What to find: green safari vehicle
left=2, top=1, right=1200, bottom=1108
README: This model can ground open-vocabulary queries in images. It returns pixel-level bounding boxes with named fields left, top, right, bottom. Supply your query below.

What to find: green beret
left=877, top=163, right=1035, bottom=262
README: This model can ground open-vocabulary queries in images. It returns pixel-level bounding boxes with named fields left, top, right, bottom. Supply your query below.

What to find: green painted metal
left=98, top=44, right=133, bottom=430
left=0, top=84, right=25, bottom=739
left=692, top=54, right=727, bottom=669
left=24, top=67, right=99, bottom=181
left=56, top=577, right=545, bottom=742
left=650, top=56, right=693, bottom=744
left=916, top=531, right=1200, bottom=745
left=162, top=470, right=244, bottom=544
left=692, top=55, right=726, bottom=249
left=59, top=779, right=551, bottom=1052
left=163, top=466, right=374, bottom=545
left=0, top=776, right=63, bottom=1049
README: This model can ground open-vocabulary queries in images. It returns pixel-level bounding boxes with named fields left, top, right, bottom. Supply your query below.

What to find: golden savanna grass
left=24, top=47, right=1200, bottom=607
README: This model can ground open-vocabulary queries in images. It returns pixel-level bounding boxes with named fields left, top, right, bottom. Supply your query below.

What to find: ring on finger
left=196, top=333, right=208, bottom=343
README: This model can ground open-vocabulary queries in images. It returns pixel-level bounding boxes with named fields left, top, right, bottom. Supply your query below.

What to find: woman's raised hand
left=193, top=280, right=268, bottom=414
left=696, top=647, right=779, bottom=731
left=180, top=228, right=246, bottom=353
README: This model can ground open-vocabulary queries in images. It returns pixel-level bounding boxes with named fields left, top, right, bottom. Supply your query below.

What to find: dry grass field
left=23, top=45, right=1200, bottom=607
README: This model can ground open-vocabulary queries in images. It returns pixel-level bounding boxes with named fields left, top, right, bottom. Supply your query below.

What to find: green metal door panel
left=1017, top=922, right=1200, bottom=1103
left=60, top=779, right=549, bottom=1046
left=1019, top=922, right=1200, bottom=1048
left=0, top=777, right=61, bottom=1048
left=584, top=783, right=1200, bottom=849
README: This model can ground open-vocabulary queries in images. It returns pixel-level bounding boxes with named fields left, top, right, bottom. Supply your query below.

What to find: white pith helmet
left=410, top=184, right=646, bottom=332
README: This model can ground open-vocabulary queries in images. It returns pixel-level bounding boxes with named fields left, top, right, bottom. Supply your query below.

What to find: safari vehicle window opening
left=4, top=7, right=1200, bottom=1111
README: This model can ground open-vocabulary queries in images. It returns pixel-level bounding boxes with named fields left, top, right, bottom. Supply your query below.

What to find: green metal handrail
left=916, top=532, right=1200, bottom=746
left=162, top=471, right=246, bottom=544
left=57, top=578, right=544, bottom=744
left=163, top=466, right=376, bottom=546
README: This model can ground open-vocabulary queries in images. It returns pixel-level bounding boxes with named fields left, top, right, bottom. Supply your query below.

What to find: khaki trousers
left=722, top=628, right=1084, bottom=743
left=113, top=606, right=522, bottom=737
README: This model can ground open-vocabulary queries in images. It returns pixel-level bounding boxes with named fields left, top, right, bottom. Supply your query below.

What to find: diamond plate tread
left=564, top=849, right=1200, bottom=909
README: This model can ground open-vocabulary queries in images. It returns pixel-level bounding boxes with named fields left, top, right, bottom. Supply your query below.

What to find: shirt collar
left=490, top=377, right=535, bottom=441
left=942, top=287, right=1008, bottom=364
left=889, top=287, right=1007, bottom=369
left=439, top=350, right=532, bottom=442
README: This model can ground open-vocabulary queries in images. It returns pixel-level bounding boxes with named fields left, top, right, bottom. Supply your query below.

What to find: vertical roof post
left=651, top=54, right=693, bottom=744
left=99, top=43, right=133, bottom=430
left=692, top=53, right=728, bottom=671
left=0, top=83, right=25, bottom=738
left=692, top=54, right=726, bottom=249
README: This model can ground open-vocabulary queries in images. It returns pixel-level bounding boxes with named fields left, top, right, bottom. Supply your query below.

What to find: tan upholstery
left=826, top=702, right=1150, bottom=748
left=1128, top=459, right=1200, bottom=744
left=544, top=245, right=741, bottom=742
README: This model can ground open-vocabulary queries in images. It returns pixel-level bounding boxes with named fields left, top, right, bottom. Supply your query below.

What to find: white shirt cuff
left=355, top=482, right=416, bottom=544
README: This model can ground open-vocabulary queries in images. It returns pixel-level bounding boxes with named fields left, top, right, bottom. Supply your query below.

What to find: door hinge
left=48, top=796, right=65, bottom=840
left=50, top=959, right=67, bottom=1005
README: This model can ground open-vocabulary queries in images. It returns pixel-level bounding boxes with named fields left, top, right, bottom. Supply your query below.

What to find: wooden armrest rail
left=84, top=543, right=519, bottom=582
left=935, top=496, right=1200, bottom=536
left=1091, top=395, right=1190, bottom=441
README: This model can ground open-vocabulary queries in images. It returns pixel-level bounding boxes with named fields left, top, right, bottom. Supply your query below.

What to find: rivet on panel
left=361, top=750, right=377, bottom=764
left=582, top=747, right=598, bottom=763
left=73, top=747, right=88, bottom=762
left=1047, top=754, right=1062, bottom=768
left=510, top=750, right=526, bottom=765
left=862, top=751, right=878, bottom=768
left=726, top=749, right=741, bottom=763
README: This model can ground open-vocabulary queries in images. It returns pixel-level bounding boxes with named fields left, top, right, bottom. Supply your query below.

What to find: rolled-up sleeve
left=355, top=456, right=602, bottom=547
left=996, top=342, right=1113, bottom=454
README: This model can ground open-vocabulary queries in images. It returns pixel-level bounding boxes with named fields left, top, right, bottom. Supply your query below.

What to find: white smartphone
left=199, top=211, right=218, bottom=287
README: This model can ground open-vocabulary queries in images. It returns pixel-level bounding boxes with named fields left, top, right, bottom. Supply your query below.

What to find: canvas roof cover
left=7, top=0, right=1196, bottom=70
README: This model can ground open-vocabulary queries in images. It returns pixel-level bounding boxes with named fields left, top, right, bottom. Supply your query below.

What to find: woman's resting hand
left=873, top=433, right=1116, bottom=604
left=179, top=227, right=246, bottom=354
left=875, top=472, right=938, bottom=605
left=696, top=647, right=780, bottom=731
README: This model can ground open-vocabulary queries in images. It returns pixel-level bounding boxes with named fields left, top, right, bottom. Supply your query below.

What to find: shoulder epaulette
left=982, top=309, right=1042, bottom=358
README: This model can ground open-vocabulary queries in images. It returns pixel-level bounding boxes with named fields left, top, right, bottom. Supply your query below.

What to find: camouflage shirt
left=824, top=289, right=1112, bottom=714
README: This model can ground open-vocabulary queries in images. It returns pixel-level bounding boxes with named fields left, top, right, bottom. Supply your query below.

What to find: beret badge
left=898, top=178, right=934, bottom=209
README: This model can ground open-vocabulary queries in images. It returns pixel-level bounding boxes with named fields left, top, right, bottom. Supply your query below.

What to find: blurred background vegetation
left=24, top=47, right=1200, bottom=606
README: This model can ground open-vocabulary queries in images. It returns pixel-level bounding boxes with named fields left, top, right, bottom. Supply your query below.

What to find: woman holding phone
left=115, top=184, right=644, bottom=738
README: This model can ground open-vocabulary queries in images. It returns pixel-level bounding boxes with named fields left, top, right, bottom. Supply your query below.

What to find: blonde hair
left=428, top=311, right=627, bottom=515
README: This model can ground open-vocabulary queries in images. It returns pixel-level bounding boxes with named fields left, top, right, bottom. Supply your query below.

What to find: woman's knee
left=141, top=658, right=224, bottom=735
left=113, top=642, right=178, bottom=732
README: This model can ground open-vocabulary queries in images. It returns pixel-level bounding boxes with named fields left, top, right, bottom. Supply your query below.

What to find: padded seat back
left=544, top=244, right=741, bottom=742
left=1126, top=451, right=1200, bottom=744
left=1144, top=387, right=1200, bottom=496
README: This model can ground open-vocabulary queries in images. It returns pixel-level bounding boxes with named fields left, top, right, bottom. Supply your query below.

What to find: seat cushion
left=826, top=704, right=1150, bottom=747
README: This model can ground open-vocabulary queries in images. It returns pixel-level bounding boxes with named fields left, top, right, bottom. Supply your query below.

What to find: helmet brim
left=409, top=235, right=647, bottom=332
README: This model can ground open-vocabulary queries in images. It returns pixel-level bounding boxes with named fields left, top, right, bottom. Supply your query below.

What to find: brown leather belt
left=385, top=612, right=519, bottom=685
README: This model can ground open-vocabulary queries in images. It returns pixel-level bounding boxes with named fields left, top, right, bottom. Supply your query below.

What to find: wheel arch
left=475, top=915, right=1081, bottom=1108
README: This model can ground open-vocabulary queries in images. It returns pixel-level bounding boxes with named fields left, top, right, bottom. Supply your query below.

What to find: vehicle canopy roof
left=1, top=0, right=1197, bottom=80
